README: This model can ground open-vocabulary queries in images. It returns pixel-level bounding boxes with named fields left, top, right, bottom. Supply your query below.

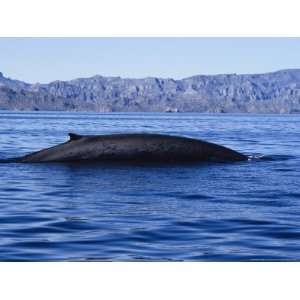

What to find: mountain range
left=1, top=69, right=300, bottom=113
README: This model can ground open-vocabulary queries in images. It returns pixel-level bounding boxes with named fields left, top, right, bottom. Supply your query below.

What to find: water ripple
left=0, top=112, right=299, bottom=261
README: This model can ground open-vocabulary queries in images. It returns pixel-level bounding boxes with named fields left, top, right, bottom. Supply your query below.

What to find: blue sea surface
left=0, top=112, right=299, bottom=261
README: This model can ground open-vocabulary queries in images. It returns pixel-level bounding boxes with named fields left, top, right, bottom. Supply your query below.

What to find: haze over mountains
left=1, top=69, right=300, bottom=113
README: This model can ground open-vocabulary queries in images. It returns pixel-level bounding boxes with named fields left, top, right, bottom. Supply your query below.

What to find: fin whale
left=4, top=133, right=248, bottom=163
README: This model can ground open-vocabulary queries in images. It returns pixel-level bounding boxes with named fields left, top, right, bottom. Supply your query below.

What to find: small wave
left=274, top=168, right=296, bottom=172
left=248, top=154, right=296, bottom=161
left=247, top=154, right=265, bottom=161
left=181, top=194, right=214, bottom=200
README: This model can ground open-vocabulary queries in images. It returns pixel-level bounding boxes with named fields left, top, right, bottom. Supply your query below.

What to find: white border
left=1, top=1, right=300, bottom=299
left=0, top=0, right=300, bottom=36
left=0, top=262, right=299, bottom=300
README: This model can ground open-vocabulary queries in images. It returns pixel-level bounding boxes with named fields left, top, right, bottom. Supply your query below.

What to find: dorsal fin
left=68, top=133, right=83, bottom=141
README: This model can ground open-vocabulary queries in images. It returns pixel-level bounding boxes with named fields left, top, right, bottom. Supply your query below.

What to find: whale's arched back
left=7, top=133, right=248, bottom=163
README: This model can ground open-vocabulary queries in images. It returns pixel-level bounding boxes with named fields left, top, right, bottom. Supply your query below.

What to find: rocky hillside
left=1, top=69, right=300, bottom=113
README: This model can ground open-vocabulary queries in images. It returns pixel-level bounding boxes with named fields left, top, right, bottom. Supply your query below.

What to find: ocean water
left=0, top=111, right=299, bottom=261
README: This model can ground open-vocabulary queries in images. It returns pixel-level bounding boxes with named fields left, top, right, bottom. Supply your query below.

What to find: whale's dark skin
left=7, top=133, right=248, bottom=163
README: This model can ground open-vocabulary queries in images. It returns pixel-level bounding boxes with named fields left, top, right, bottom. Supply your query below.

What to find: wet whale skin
left=15, top=133, right=248, bottom=163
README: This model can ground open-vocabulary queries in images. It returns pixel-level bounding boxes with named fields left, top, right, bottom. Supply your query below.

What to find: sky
left=1, top=37, right=300, bottom=83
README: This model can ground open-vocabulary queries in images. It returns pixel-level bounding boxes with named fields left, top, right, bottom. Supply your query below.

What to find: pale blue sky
left=1, top=37, right=300, bottom=83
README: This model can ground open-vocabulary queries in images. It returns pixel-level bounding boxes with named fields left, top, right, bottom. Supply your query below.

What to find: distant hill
left=1, top=69, right=300, bottom=113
